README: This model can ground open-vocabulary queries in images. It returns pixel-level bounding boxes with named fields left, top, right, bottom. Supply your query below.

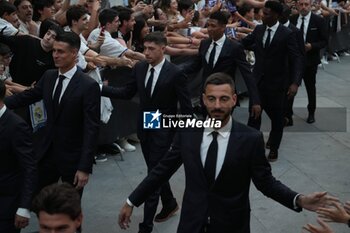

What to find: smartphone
left=100, top=26, right=105, bottom=36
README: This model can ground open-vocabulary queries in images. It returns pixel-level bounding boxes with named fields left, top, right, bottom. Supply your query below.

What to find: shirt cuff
left=16, top=208, right=31, bottom=218
left=126, top=198, right=134, bottom=207
left=293, top=194, right=302, bottom=209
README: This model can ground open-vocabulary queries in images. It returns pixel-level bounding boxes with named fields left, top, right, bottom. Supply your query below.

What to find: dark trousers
left=284, top=94, right=295, bottom=119
left=37, top=154, right=84, bottom=197
left=0, top=219, right=20, bottom=233
left=248, top=90, right=285, bottom=150
left=303, top=65, right=318, bottom=114
left=139, top=138, right=176, bottom=233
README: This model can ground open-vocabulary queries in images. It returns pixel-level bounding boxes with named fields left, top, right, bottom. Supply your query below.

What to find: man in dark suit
left=241, top=1, right=304, bottom=161
left=0, top=80, right=36, bottom=233
left=102, top=32, right=192, bottom=233
left=118, top=73, right=337, bottom=233
left=280, top=4, right=306, bottom=126
left=4, top=32, right=100, bottom=195
left=290, top=0, right=328, bottom=123
left=181, top=11, right=261, bottom=119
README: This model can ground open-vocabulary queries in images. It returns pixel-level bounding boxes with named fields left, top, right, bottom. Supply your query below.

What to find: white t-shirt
left=0, top=18, right=19, bottom=36
left=88, top=28, right=127, bottom=57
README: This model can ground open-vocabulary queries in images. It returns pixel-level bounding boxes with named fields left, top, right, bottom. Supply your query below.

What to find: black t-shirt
left=0, top=35, right=55, bottom=86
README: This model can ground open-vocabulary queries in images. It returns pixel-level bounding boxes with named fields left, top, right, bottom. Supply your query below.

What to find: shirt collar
left=283, top=20, right=290, bottom=27
left=148, top=58, right=166, bottom=73
left=213, top=34, right=226, bottom=47
left=0, top=105, right=6, bottom=119
left=204, top=116, right=232, bottom=139
left=266, top=21, right=280, bottom=32
left=59, top=66, right=77, bottom=80
left=299, top=11, right=311, bottom=21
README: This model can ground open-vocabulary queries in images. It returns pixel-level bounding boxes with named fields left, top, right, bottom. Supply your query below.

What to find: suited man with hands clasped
left=241, top=0, right=304, bottom=162
left=290, top=0, right=328, bottom=124
left=4, top=32, right=101, bottom=195
left=118, top=72, right=338, bottom=233
left=102, top=32, right=193, bottom=233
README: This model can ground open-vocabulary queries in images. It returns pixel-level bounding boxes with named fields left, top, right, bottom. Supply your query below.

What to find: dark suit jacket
left=0, top=108, right=36, bottom=219
left=4, top=69, right=100, bottom=175
left=290, top=13, right=328, bottom=67
left=181, top=37, right=260, bottom=105
left=128, top=120, right=301, bottom=233
left=242, top=24, right=303, bottom=92
left=101, top=59, right=193, bottom=146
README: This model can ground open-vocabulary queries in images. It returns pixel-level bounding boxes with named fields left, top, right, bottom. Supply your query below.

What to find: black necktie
left=204, top=131, right=218, bottom=187
left=300, top=17, right=305, bottom=39
left=145, top=67, right=155, bottom=97
left=208, top=42, right=217, bottom=68
left=53, top=75, right=66, bottom=114
left=265, top=28, right=272, bottom=49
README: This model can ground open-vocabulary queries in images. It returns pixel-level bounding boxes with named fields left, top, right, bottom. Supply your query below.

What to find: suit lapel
left=269, top=24, right=282, bottom=49
left=215, top=120, right=242, bottom=183
left=305, top=14, right=314, bottom=42
left=139, top=62, right=151, bottom=99
left=151, top=60, right=169, bottom=98
left=48, top=71, right=59, bottom=118
left=192, top=128, right=207, bottom=184
left=213, top=38, right=230, bottom=69
left=202, top=39, right=212, bottom=66
left=54, top=70, right=80, bottom=119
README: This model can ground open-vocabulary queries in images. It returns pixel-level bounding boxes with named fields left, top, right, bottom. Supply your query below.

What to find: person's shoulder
left=4, top=108, right=29, bottom=128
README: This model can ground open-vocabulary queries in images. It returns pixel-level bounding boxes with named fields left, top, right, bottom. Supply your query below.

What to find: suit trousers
left=248, top=90, right=285, bottom=150
left=303, top=65, right=318, bottom=114
left=0, top=219, right=20, bottom=233
left=284, top=94, right=295, bottom=119
left=37, top=150, right=84, bottom=198
left=139, top=137, right=176, bottom=232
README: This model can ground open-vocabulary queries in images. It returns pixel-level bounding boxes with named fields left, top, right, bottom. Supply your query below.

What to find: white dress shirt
left=200, top=117, right=232, bottom=179
left=205, top=34, right=226, bottom=67
left=0, top=105, right=6, bottom=118
left=262, top=21, right=280, bottom=46
left=0, top=105, right=32, bottom=218
left=296, top=11, right=311, bottom=41
left=283, top=20, right=290, bottom=27
left=52, top=66, right=77, bottom=103
left=144, top=58, right=166, bottom=96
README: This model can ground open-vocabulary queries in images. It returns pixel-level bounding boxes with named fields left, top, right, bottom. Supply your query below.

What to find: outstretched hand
left=303, top=218, right=334, bottom=233
left=317, top=201, right=350, bottom=224
left=118, top=203, right=133, bottom=229
left=298, top=192, right=339, bottom=212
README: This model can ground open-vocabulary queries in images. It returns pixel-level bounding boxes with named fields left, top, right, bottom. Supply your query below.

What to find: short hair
left=0, top=43, right=11, bottom=56
left=55, top=31, right=81, bottom=50
left=0, top=1, right=17, bottom=18
left=39, top=18, right=63, bottom=38
left=209, top=11, right=228, bottom=25
left=14, top=0, right=31, bottom=8
left=143, top=31, right=167, bottom=45
left=99, top=8, right=118, bottom=27
left=66, top=5, right=89, bottom=27
left=32, top=0, right=55, bottom=21
left=203, top=72, right=235, bottom=94
left=178, top=0, right=193, bottom=12
left=265, top=0, right=283, bottom=15
left=0, top=79, right=5, bottom=100
left=238, top=4, right=254, bottom=17
left=111, top=6, right=133, bottom=27
left=32, top=183, right=81, bottom=220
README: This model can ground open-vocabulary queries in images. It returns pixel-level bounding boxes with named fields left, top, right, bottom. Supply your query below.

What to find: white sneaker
left=117, top=138, right=136, bottom=152
left=343, top=52, right=350, bottom=56
left=321, top=57, right=329, bottom=64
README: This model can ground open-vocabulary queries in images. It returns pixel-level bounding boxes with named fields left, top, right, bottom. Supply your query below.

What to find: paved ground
left=25, top=56, right=350, bottom=233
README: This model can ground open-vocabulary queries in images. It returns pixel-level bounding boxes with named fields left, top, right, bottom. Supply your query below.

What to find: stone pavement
left=25, top=56, right=350, bottom=233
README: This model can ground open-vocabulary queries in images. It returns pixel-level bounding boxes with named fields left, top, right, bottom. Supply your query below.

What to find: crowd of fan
left=1, top=0, right=350, bottom=232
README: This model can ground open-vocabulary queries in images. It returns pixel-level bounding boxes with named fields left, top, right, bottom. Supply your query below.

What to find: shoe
left=154, top=202, right=179, bottom=222
left=95, top=154, right=107, bottom=162
left=343, top=52, right=350, bottom=56
left=267, top=149, right=278, bottom=162
left=98, top=143, right=120, bottom=155
left=306, top=114, right=315, bottom=124
left=265, top=140, right=271, bottom=149
left=284, top=117, right=293, bottom=127
left=117, top=138, right=136, bottom=152
left=321, top=57, right=329, bottom=64
left=128, top=133, right=140, bottom=143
